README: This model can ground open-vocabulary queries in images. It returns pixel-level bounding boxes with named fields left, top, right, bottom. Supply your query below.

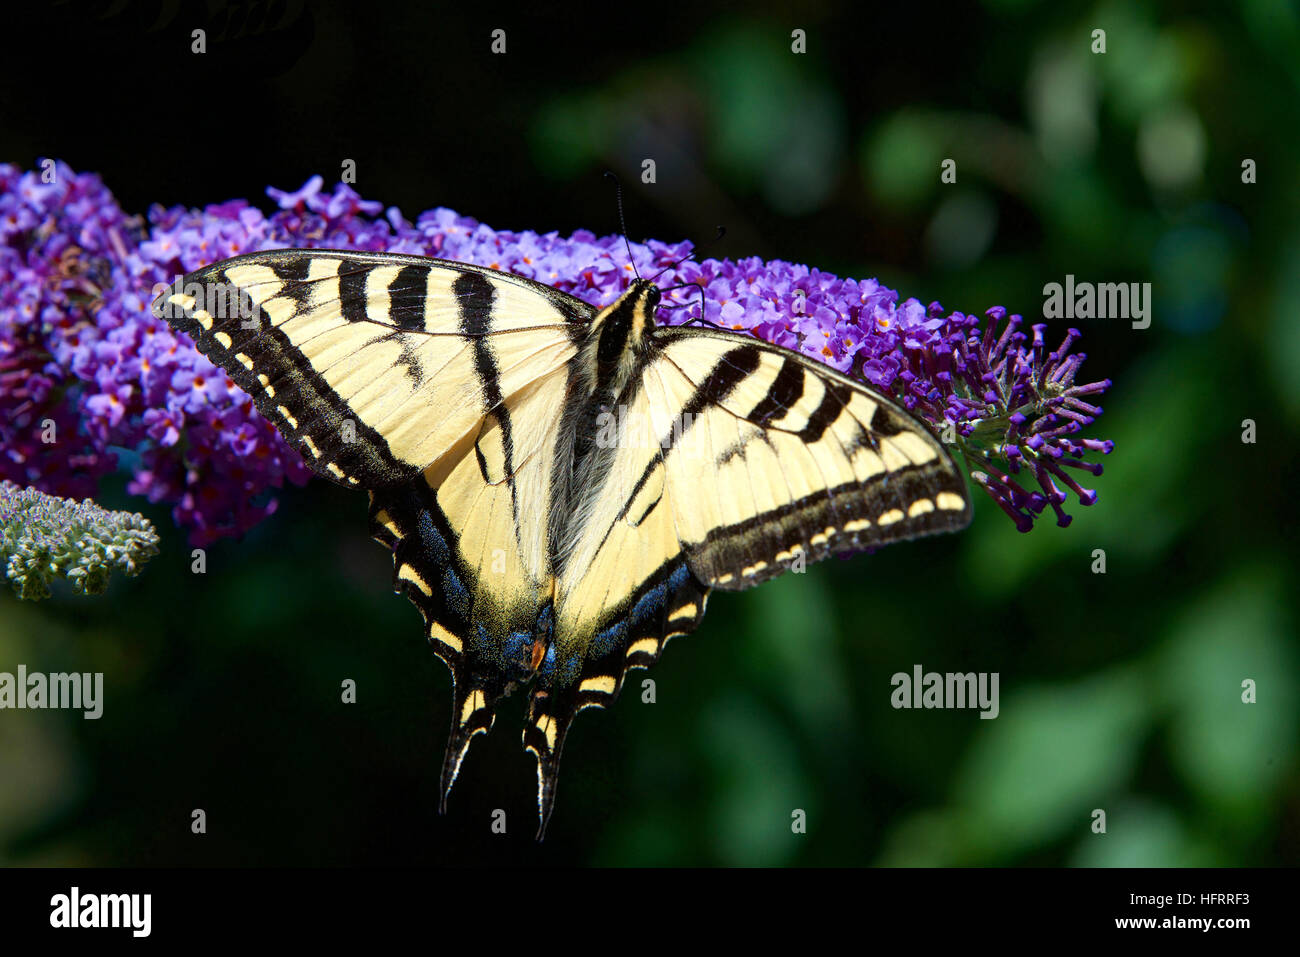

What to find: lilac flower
left=0, top=162, right=1112, bottom=545
left=266, top=174, right=325, bottom=210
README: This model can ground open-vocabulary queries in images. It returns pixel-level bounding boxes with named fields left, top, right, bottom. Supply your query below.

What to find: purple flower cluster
left=883, top=308, right=1112, bottom=530
left=0, top=163, right=1111, bottom=543
left=1, top=162, right=312, bottom=545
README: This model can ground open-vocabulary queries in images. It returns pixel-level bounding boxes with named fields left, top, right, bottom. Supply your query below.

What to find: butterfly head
left=613, top=277, right=660, bottom=323
left=587, top=279, right=661, bottom=393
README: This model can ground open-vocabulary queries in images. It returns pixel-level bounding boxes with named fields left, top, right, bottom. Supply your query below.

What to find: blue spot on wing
left=417, top=510, right=449, bottom=564
left=590, top=618, right=628, bottom=657
left=554, top=654, right=582, bottom=686
left=503, top=630, right=533, bottom=662
left=538, top=642, right=558, bottom=680
left=630, top=582, right=667, bottom=627
left=628, top=562, right=692, bottom=629
left=442, top=566, right=470, bottom=616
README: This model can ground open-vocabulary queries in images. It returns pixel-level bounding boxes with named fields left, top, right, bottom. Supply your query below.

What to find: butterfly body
left=154, top=248, right=970, bottom=836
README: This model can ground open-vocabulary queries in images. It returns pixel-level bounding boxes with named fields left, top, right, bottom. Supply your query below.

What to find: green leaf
left=701, top=693, right=809, bottom=866
left=861, top=112, right=945, bottom=210
left=1154, top=564, right=1298, bottom=819
left=1069, top=799, right=1221, bottom=867
left=743, top=571, right=852, bottom=738
left=952, top=667, right=1151, bottom=858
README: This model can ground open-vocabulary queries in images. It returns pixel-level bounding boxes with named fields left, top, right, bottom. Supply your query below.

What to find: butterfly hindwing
left=523, top=552, right=707, bottom=837
left=523, top=376, right=711, bottom=832
left=366, top=364, right=576, bottom=808
left=367, top=483, right=512, bottom=804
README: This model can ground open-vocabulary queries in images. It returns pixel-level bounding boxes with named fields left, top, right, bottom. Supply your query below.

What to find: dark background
left=1, top=0, right=1296, bottom=865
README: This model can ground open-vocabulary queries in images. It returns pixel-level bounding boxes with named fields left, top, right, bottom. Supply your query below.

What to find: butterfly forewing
left=155, top=250, right=585, bottom=488
left=640, top=327, right=970, bottom=589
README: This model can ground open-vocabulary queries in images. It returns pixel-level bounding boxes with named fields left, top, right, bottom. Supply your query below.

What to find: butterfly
left=153, top=247, right=971, bottom=836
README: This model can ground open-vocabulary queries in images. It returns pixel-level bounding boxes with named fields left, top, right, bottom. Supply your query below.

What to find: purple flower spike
left=882, top=307, right=1113, bottom=531
left=1, top=163, right=1113, bottom=542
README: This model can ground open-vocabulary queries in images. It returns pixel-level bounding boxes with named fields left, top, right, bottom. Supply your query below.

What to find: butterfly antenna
left=657, top=281, right=730, bottom=332
left=648, top=225, right=727, bottom=285
left=652, top=223, right=727, bottom=329
left=603, top=170, right=640, bottom=281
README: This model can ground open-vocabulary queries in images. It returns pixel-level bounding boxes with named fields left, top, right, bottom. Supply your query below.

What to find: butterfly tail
left=439, top=670, right=506, bottom=814
left=522, top=642, right=634, bottom=839
left=522, top=688, right=575, bottom=840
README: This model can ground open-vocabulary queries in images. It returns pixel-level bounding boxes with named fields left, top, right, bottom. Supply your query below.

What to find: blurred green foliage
left=2, top=0, right=1297, bottom=865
